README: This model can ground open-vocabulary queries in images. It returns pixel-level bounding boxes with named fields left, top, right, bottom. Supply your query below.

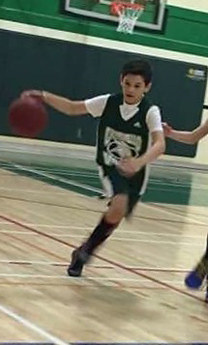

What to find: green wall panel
left=0, top=0, right=208, bottom=56
left=0, top=29, right=206, bottom=157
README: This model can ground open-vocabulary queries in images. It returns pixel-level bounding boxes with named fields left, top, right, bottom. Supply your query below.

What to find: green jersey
left=96, top=93, right=153, bottom=167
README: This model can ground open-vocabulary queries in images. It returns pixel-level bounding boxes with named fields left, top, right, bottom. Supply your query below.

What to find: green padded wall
left=0, top=29, right=207, bottom=157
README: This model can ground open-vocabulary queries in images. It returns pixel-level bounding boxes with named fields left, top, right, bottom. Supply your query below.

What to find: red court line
left=0, top=214, right=206, bottom=304
left=0, top=217, right=126, bottom=290
left=2, top=231, right=68, bottom=261
left=1, top=231, right=128, bottom=289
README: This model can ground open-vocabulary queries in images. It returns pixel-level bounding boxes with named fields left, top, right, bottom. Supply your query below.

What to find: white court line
left=3, top=166, right=208, bottom=190
left=0, top=260, right=62, bottom=265
left=144, top=202, right=208, bottom=226
left=0, top=221, right=12, bottom=224
left=1, top=223, right=207, bottom=235
left=148, top=182, right=208, bottom=191
left=14, top=164, right=102, bottom=194
left=0, top=273, right=69, bottom=279
left=0, top=230, right=204, bottom=245
left=10, top=161, right=208, bottom=190
left=0, top=304, right=69, bottom=345
left=148, top=184, right=208, bottom=193
left=15, top=163, right=208, bottom=227
left=0, top=259, right=189, bottom=272
left=0, top=273, right=183, bottom=284
left=3, top=164, right=208, bottom=220
left=0, top=186, right=69, bottom=195
left=3, top=163, right=97, bottom=176
left=4, top=168, right=208, bottom=192
left=1, top=180, right=208, bottom=194
left=0, top=224, right=92, bottom=229
left=0, top=227, right=204, bottom=235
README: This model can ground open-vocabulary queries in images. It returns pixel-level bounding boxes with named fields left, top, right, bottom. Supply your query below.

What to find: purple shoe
left=185, top=257, right=208, bottom=289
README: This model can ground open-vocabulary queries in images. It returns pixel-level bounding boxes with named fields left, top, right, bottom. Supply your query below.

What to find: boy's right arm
left=163, top=119, right=208, bottom=144
left=21, top=90, right=87, bottom=116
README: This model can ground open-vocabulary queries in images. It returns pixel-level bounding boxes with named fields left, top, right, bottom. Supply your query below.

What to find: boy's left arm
left=118, top=131, right=165, bottom=177
left=137, top=130, right=165, bottom=168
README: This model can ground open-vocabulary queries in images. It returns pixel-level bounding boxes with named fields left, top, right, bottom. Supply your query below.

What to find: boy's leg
left=67, top=167, right=129, bottom=277
left=97, top=165, right=113, bottom=199
left=125, top=169, right=145, bottom=218
left=185, top=234, right=208, bottom=291
left=67, top=194, right=127, bottom=277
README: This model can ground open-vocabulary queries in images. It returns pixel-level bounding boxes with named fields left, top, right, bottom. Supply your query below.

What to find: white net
left=115, top=3, right=144, bottom=34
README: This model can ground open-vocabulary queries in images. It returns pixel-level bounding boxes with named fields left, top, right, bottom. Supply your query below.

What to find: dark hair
left=121, top=59, right=153, bottom=85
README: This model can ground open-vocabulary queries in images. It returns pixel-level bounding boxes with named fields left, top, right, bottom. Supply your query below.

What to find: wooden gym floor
left=0, top=139, right=207, bottom=344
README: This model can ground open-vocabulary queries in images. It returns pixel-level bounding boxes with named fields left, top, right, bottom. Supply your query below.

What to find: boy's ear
left=145, top=82, right=152, bottom=93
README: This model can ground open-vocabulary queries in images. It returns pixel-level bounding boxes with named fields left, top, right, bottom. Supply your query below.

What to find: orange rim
left=111, top=1, right=144, bottom=15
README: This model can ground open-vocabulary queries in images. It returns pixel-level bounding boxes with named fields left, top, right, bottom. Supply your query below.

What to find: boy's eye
left=125, top=81, right=141, bottom=88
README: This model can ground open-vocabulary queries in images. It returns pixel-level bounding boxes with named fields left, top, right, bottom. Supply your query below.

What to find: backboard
left=63, top=0, right=167, bottom=32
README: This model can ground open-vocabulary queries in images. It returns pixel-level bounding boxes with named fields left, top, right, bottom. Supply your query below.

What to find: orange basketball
left=8, top=96, right=48, bottom=138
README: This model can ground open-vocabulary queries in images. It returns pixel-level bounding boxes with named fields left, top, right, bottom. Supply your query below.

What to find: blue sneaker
left=185, top=256, right=208, bottom=289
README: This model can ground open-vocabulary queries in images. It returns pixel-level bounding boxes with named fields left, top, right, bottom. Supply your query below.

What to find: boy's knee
left=105, top=194, right=128, bottom=223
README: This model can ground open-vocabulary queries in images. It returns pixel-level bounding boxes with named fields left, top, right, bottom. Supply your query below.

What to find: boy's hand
left=117, top=157, right=142, bottom=177
left=20, top=90, right=44, bottom=102
left=162, top=122, right=173, bottom=137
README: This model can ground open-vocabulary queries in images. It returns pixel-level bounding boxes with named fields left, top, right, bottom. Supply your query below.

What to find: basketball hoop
left=111, top=1, right=144, bottom=34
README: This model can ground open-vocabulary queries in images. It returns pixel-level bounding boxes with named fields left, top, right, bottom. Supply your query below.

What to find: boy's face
left=120, top=73, right=151, bottom=104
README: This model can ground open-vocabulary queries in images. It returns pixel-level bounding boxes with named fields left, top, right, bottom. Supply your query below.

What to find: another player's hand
left=20, top=90, right=44, bottom=102
left=117, top=157, right=142, bottom=177
left=162, top=122, right=173, bottom=137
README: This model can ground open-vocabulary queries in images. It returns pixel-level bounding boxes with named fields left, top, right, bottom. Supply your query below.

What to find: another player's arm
left=163, top=119, right=208, bottom=144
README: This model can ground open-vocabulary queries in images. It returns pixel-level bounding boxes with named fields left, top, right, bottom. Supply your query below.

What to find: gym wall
left=0, top=0, right=207, bottom=159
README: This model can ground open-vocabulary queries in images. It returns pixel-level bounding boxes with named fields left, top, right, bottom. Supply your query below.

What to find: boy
left=22, top=59, right=165, bottom=277
left=163, top=121, right=208, bottom=302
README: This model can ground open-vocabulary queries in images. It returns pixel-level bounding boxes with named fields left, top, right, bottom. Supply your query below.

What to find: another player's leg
left=67, top=194, right=128, bottom=277
left=185, top=234, right=208, bottom=290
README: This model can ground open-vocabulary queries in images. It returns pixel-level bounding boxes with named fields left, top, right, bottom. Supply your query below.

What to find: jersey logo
left=133, top=121, right=142, bottom=128
left=104, top=127, right=142, bottom=165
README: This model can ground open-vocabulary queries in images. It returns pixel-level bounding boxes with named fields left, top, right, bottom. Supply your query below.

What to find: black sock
left=81, top=217, right=118, bottom=255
